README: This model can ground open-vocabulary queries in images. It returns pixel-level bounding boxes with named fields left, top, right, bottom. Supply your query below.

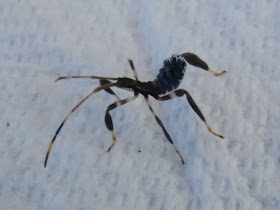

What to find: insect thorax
left=153, top=54, right=186, bottom=95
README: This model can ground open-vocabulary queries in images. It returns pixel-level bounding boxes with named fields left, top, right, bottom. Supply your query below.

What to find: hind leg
left=181, top=52, right=226, bottom=76
left=155, top=89, right=224, bottom=139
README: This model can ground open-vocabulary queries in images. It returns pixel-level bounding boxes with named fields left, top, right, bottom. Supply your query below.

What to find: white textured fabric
left=1, top=1, right=279, bottom=209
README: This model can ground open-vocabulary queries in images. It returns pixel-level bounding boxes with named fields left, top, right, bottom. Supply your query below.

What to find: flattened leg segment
left=105, top=93, right=138, bottom=152
left=155, top=89, right=224, bottom=139
left=181, top=52, right=227, bottom=76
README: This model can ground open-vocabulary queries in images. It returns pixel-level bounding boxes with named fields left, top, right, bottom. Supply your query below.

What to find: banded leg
left=44, top=82, right=116, bottom=168
left=181, top=52, right=227, bottom=76
left=105, top=92, right=139, bottom=152
left=56, top=74, right=121, bottom=100
left=128, top=59, right=139, bottom=81
left=145, top=96, right=185, bottom=164
left=155, top=89, right=224, bottom=139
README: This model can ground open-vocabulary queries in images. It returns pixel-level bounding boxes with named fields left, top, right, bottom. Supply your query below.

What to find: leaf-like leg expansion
left=105, top=92, right=139, bottom=152
left=145, top=96, right=185, bottom=164
left=181, top=52, right=226, bottom=76
left=44, top=82, right=116, bottom=168
left=155, top=89, right=224, bottom=139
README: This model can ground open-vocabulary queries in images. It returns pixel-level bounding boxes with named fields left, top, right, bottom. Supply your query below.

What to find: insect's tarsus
left=45, top=52, right=226, bottom=167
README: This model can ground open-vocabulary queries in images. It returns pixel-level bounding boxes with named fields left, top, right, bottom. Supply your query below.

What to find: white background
left=1, top=0, right=279, bottom=209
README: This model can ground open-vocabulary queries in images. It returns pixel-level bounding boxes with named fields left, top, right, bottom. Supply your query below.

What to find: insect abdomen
left=153, top=54, right=186, bottom=95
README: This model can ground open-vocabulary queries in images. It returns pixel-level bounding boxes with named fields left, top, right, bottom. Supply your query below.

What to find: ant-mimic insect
left=44, top=52, right=226, bottom=167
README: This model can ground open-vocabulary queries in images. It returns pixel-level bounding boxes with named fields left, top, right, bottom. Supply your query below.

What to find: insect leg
left=105, top=92, right=139, bottom=152
left=44, top=82, right=116, bottom=168
left=155, top=90, right=224, bottom=139
left=99, top=79, right=121, bottom=101
left=181, top=52, right=226, bottom=76
left=128, top=59, right=139, bottom=81
left=144, top=96, right=185, bottom=164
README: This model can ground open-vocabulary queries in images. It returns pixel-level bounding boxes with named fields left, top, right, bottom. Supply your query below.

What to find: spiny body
left=115, top=54, right=187, bottom=96
left=153, top=54, right=186, bottom=95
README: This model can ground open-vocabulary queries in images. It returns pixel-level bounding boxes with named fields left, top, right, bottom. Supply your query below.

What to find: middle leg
left=105, top=92, right=139, bottom=152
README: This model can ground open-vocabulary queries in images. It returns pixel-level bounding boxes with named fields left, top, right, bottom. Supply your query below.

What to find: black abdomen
left=153, top=54, right=186, bottom=95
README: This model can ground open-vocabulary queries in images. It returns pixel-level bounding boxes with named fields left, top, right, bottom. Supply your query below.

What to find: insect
left=44, top=52, right=226, bottom=167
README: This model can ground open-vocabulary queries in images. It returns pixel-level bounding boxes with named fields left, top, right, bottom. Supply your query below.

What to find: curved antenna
left=44, top=82, right=115, bottom=168
left=55, top=76, right=118, bottom=82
